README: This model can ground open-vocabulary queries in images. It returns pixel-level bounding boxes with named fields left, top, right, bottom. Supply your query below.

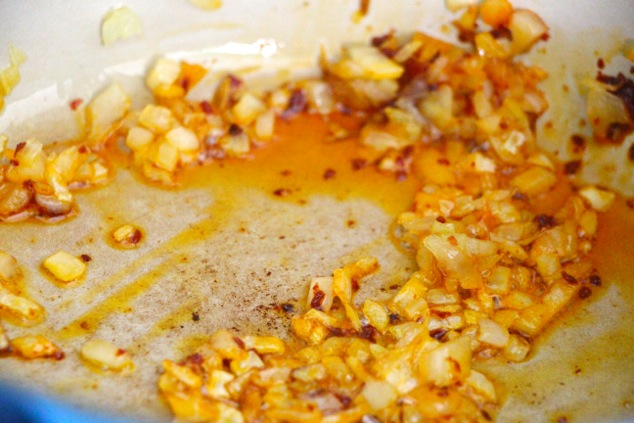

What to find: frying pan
left=1, top=1, right=633, bottom=421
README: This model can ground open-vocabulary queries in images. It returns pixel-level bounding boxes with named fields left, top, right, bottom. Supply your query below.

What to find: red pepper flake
left=200, top=101, right=213, bottom=114
left=53, top=350, right=65, bottom=361
left=180, top=77, right=190, bottom=92
left=185, top=353, right=204, bottom=365
left=228, top=74, right=243, bottom=89
left=579, top=286, right=592, bottom=299
left=115, top=349, right=127, bottom=357
left=351, top=158, right=367, bottom=170
left=335, top=393, right=353, bottom=409
left=629, top=143, right=634, bottom=162
left=80, top=254, right=92, bottom=263
left=15, top=142, right=26, bottom=153
left=346, top=219, right=357, bottom=228
left=570, top=134, right=586, bottom=154
left=192, top=311, right=200, bottom=321
left=371, top=32, right=391, bottom=48
left=323, top=168, right=336, bottom=180
left=557, top=417, right=568, bottom=423
left=627, top=198, right=634, bottom=209
left=430, top=328, right=448, bottom=341
left=437, top=387, right=449, bottom=398
left=436, top=216, right=446, bottom=223
left=359, top=325, right=378, bottom=343
left=273, top=188, right=291, bottom=197
left=80, top=321, right=90, bottom=330
left=280, top=169, right=291, bottom=176
left=561, top=271, right=578, bottom=284
left=69, top=98, right=83, bottom=110
left=447, top=235, right=458, bottom=246
left=282, top=89, right=307, bottom=119
left=597, top=58, right=605, bottom=69
left=564, top=160, right=582, bottom=175
left=437, top=158, right=450, bottom=166
left=228, top=124, right=243, bottom=136
left=233, top=337, right=245, bottom=349
left=78, top=146, right=88, bottom=154
left=389, top=313, right=400, bottom=324
left=589, top=274, right=602, bottom=286
left=310, top=289, right=325, bottom=309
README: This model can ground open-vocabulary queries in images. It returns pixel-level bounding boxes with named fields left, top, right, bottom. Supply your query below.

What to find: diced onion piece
left=362, top=380, right=397, bottom=410
left=479, top=0, right=513, bottom=27
left=477, top=318, right=509, bottom=347
left=232, top=93, right=266, bottom=126
left=424, top=234, right=482, bottom=289
left=42, top=250, right=86, bottom=282
left=0, top=286, right=44, bottom=324
left=255, top=110, right=275, bottom=141
left=139, top=104, right=177, bottom=134
left=112, top=224, right=143, bottom=248
left=242, top=336, right=286, bottom=355
left=218, top=131, right=250, bottom=157
left=6, top=139, right=46, bottom=182
left=585, top=85, right=632, bottom=144
left=86, top=83, right=131, bottom=143
left=362, top=299, right=389, bottom=332
left=0, top=251, right=21, bottom=282
left=81, top=339, right=133, bottom=371
left=504, top=334, right=530, bottom=362
left=445, top=0, right=478, bottom=12
left=465, top=370, right=497, bottom=402
left=9, top=45, right=27, bottom=67
left=578, top=186, right=615, bottom=212
left=146, top=59, right=181, bottom=92
left=510, top=167, right=556, bottom=196
left=0, top=63, right=20, bottom=98
left=475, top=33, right=509, bottom=58
left=417, top=336, right=471, bottom=387
left=190, top=0, right=223, bottom=10
left=507, top=9, right=549, bottom=54
left=347, top=45, right=404, bottom=80
left=166, top=127, right=200, bottom=151
left=126, top=127, right=154, bottom=151
left=11, top=335, right=64, bottom=360
left=307, top=276, right=334, bottom=312
left=101, top=6, right=143, bottom=46
left=151, top=140, right=179, bottom=172
left=205, top=369, right=234, bottom=399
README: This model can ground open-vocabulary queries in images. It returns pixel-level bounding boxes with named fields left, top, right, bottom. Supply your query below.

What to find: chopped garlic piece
left=112, top=224, right=143, bottom=248
left=12, top=335, right=64, bottom=360
left=578, top=186, right=615, bottom=212
left=81, top=339, right=133, bottom=371
left=101, top=6, right=143, bottom=46
left=42, top=251, right=86, bottom=282
left=190, top=0, right=223, bottom=10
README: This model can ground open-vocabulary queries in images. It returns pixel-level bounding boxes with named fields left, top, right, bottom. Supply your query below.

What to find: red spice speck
left=200, top=101, right=213, bottom=114
left=310, top=290, right=325, bottom=309
left=561, top=271, right=578, bottom=284
left=597, top=58, right=605, bottom=69
left=273, top=188, right=291, bottom=197
left=323, top=168, right=336, bottom=180
left=589, top=274, right=602, bottom=286
left=579, top=286, right=592, bottom=299
left=564, top=160, right=582, bottom=175
left=351, top=158, right=367, bottom=170
left=69, top=98, right=83, bottom=110
left=80, top=254, right=92, bottom=263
